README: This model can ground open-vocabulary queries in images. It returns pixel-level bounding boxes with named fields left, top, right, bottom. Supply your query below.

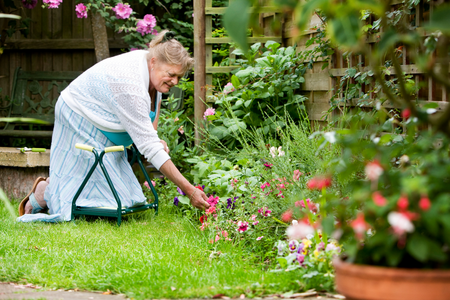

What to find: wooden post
left=194, top=0, right=206, bottom=144
left=91, top=11, right=110, bottom=62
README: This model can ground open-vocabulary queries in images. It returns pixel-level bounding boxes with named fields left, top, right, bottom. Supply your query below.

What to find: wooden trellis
left=193, top=0, right=283, bottom=141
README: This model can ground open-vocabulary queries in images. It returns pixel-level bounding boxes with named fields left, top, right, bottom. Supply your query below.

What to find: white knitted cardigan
left=61, top=50, right=170, bottom=170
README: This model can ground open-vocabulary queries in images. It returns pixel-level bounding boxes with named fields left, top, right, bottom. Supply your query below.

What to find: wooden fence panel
left=0, top=0, right=127, bottom=108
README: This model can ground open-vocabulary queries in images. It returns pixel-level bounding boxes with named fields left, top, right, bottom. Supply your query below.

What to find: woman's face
left=149, top=58, right=184, bottom=93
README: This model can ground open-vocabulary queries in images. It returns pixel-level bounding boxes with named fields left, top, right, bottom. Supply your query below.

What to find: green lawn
left=0, top=201, right=303, bottom=299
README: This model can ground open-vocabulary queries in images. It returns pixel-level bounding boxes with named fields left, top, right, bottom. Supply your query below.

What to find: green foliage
left=205, top=41, right=319, bottom=149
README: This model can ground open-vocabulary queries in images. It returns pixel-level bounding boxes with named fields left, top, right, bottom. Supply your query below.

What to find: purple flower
left=297, top=243, right=305, bottom=254
left=113, top=3, right=133, bottom=19
left=173, top=197, right=179, bottom=206
left=75, top=3, right=88, bottom=18
left=21, top=0, right=37, bottom=9
left=289, top=240, right=299, bottom=252
left=316, top=241, right=325, bottom=251
left=226, top=198, right=235, bottom=209
left=177, top=187, right=186, bottom=196
left=143, top=14, right=156, bottom=27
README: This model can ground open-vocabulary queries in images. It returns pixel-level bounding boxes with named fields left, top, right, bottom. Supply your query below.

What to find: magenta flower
left=256, top=236, right=263, bottom=241
left=237, top=221, right=249, bottom=232
left=258, top=207, right=272, bottom=217
left=136, top=14, right=157, bottom=36
left=113, top=3, right=133, bottom=19
left=207, top=195, right=219, bottom=207
left=203, top=107, right=216, bottom=120
left=143, top=14, right=156, bottom=27
left=21, top=0, right=37, bottom=9
left=75, top=3, right=88, bottom=19
left=43, top=0, right=63, bottom=8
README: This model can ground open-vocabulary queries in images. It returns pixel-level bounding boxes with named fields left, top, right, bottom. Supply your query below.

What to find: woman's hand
left=160, top=140, right=169, bottom=153
left=189, top=188, right=210, bottom=210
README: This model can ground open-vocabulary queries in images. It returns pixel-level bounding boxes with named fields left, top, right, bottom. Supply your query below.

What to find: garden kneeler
left=71, top=143, right=158, bottom=226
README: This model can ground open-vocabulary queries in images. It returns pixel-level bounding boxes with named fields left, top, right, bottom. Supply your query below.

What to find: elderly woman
left=17, top=30, right=210, bottom=222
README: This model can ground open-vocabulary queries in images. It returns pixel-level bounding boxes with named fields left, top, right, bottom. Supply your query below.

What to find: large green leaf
left=223, top=0, right=250, bottom=53
left=425, top=4, right=450, bottom=34
left=406, top=234, right=429, bottom=262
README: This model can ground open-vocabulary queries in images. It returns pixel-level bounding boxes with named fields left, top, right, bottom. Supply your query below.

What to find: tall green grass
left=0, top=201, right=309, bottom=299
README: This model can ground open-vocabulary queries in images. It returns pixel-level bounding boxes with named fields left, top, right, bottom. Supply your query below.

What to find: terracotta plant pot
left=333, top=257, right=450, bottom=300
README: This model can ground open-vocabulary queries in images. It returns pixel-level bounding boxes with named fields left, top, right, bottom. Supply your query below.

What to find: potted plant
left=223, top=0, right=450, bottom=299
left=274, top=1, right=450, bottom=299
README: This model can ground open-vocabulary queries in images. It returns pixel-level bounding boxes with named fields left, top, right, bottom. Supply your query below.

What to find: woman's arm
left=159, top=159, right=210, bottom=210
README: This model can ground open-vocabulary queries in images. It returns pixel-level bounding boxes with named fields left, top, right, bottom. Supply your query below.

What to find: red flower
left=195, top=185, right=204, bottom=191
left=419, top=196, right=431, bottom=211
left=397, top=194, right=409, bottom=211
left=199, top=215, right=208, bottom=224
left=281, top=210, right=293, bottom=222
left=372, top=191, right=387, bottom=206
left=306, top=176, right=331, bottom=190
left=401, top=108, right=411, bottom=119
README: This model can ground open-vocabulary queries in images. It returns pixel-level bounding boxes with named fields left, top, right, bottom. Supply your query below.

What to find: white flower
left=269, top=146, right=277, bottom=158
left=364, top=161, right=383, bottom=181
left=286, top=223, right=315, bottom=241
left=277, top=146, right=285, bottom=157
left=324, top=132, right=336, bottom=143
left=387, top=212, right=414, bottom=235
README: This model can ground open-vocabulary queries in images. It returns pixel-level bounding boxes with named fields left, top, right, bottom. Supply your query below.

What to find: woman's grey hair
left=147, top=30, right=194, bottom=75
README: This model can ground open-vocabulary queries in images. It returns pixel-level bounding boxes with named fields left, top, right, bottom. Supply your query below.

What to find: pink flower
left=372, top=191, right=387, bottom=206
left=250, top=214, right=257, bottom=221
left=293, top=170, right=302, bottom=181
left=75, top=3, right=88, bottom=18
left=206, top=195, right=219, bottom=207
left=264, top=163, right=273, bottom=169
left=260, top=182, right=270, bottom=191
left=281, top=210, right=293, bottom=222
left=230, top=178, right=238, bottom=188
left=43, top=0, right=62, bottom=8
left=223, top=82, right=235, bottom=94
left=143, top=14, right=157, bottom=27
left=388, top=211, right=414, bottom=236
left=221, top=230, right=228, bottom=238
left=144, top=181, right=155, bottom=189
left=237, top=221, right=249, bottom=232
left=206, top=206, right=216, bottom=215
left=351, top=212, right=369, bottom=239
left=419, top=196, right=431, bottom=211
left=136, top=14, right=157, bottom=36
left=306, top=176, right=331, bottom=190
left=112, top=3, right=133, bottom=19
left=177, top=126, right=184, bottom=134
left=252, top=221, right=259, bottom=226
left=203, top=107, right=216, bottom=120
left=258, top=207, right=272, bottom=217
left=256, top=236, right=263, bottom=241
left=365, top=160, right=383, bottom=181
left=215, top=235, right=220, bottom=242
left=295, top=199, right=318, bottom=213
left=174, top=117, right=179, bottom=122
left=286, top=222, right=314, bottom=240
left=21, top=0, right=37, bottom=9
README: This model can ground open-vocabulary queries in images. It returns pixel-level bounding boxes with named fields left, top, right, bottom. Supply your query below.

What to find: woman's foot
left=23, top=177, right=50, bottom=214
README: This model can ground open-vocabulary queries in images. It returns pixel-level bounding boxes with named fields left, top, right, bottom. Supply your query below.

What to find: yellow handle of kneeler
left=75, top=143, right=94, bottom=152
left=104, top=145, right=124, bottom=153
